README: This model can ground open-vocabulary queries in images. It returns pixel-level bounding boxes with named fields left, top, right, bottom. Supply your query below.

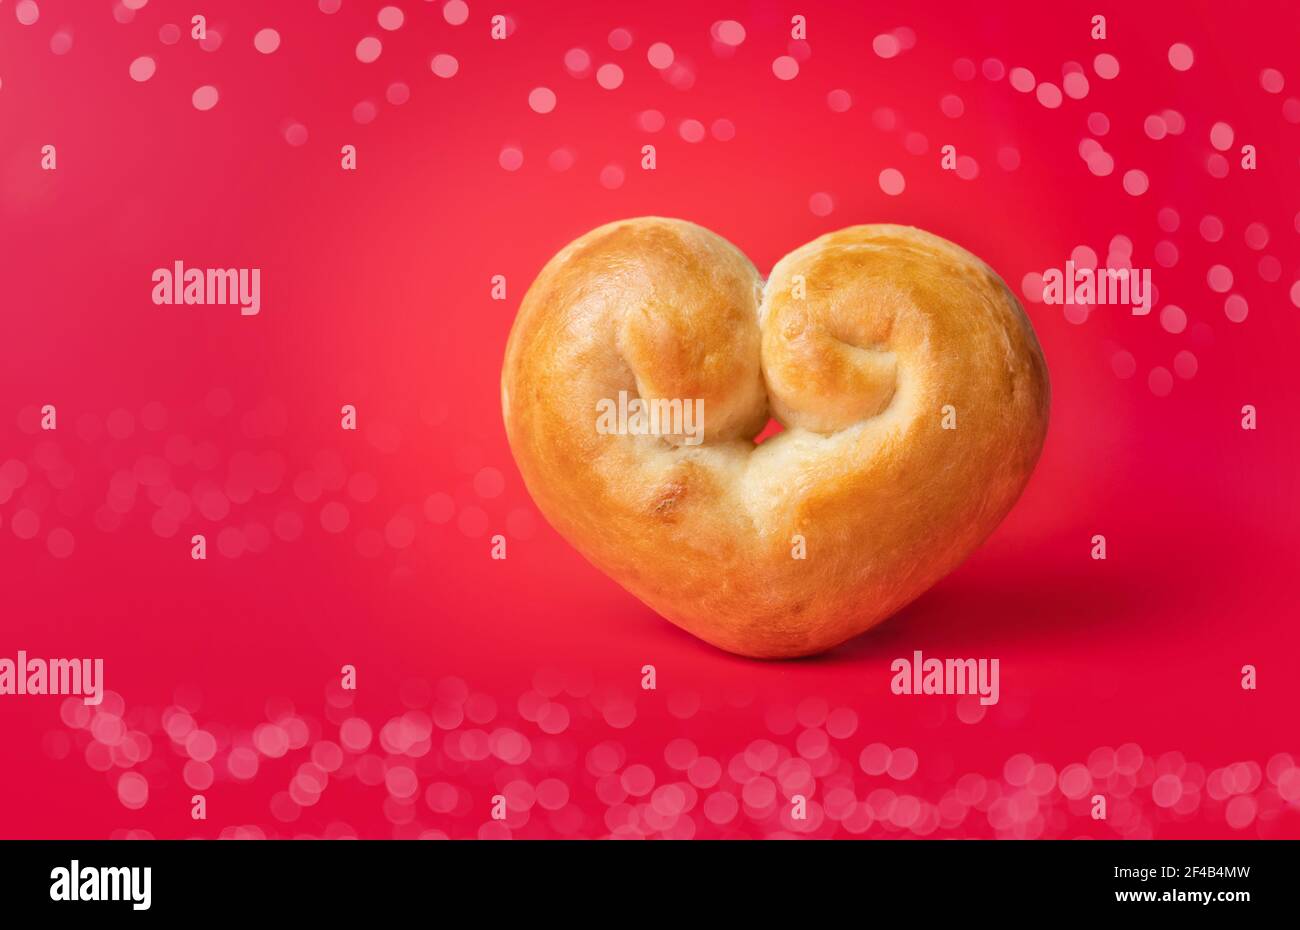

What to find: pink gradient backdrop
left=0, top=0, right=1297, bottom=838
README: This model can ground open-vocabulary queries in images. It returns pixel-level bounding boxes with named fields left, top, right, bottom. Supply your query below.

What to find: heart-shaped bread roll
left=502, top=218, right=1049, bottom=658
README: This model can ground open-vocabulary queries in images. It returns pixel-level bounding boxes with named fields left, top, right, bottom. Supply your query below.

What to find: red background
left=0, top=0, right=1297, bottom=839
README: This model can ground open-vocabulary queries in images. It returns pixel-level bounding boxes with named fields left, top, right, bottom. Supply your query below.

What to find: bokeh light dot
left=319, top=501, right=350, bottom=533
left=638, top=109, right=665, bottom=132
left=679, top=119, right=705, bottom=143
left=253, top=28, right=280, bottom=54
left=564, top=48, right=590, bottom=77
left=386, top=82, right=411, bottom=105
left=599, top=164, right=625, bottom=190
left=46, top=528, right=75, bottom=558
left=1123, top=169, right=1149, bottom=196
left=873, top=34, right=900, bottom=59
left=1244, top=222, right=1269, bottom=250
left=878, top=168, right=905, bottom=196
left=1021, top=272, right=1044, bottom=303
left=1174, top=350, right=1198, bottom=379
left=808, top=192, right=834, bottom=217
left=1148, top=367, right=1174, bottom=397
left=129, top=56, right=156, bottom=82
left=1035, top=82, right=1062, bottom=108
left=596, top=63, right=624, bottom=90
left=772, top=56, right=799, bottom=80
left=1087, top=151, right=1114, bottom=177
left=191, top=85, right=219, bottom=111
left=1207, top=264, right=1234, bottom=292
left=117, top=772, right=148, bottom=810
left=499, top=146, right=524, bottom=171
left=1093, top=54, right=1119, bottom=79
left=528, top=87, right=556, bottom=114
left=827, top=89, right=852, bottom=112
left=1063, top=71, right=1090, bottom=99
left=546, top=148, right=572, bottom=171
left=1209, top=121, right=1234, bottom=152
left=647, top=42, right=674, bottom=70
left=1168, top=43, right=1194, bottom=71
left=431, top=54, right=459, bottom=78
left=715, top=20, right=746, bottom=47
left=1009, top=67, right=1035, bottom=92
left=710, top=118, right=736, bottom=142
left=355, top=37, right=382, bottom=64
left=1153, top=774, right=1183, bottom=807
left=473, top=467, right=505, bottom=499
left=443, top=1, right=469, bottom=26
left=1159, top=305, right=1187, bottom=334
left=889, top=747, right=919, bottom=780
left=1225, top=795, right=1257, bottom=829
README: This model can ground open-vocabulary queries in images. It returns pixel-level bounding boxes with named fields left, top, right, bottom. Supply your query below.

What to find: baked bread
left=502, top=218, right=1050, bottom=658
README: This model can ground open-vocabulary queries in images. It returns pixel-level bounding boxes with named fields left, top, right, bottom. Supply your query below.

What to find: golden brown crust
left=502, top=218, right=1050, bottom=658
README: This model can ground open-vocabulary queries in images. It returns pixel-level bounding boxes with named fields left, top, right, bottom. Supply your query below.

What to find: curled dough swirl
left=502, top=218, right=1050, bottom=658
